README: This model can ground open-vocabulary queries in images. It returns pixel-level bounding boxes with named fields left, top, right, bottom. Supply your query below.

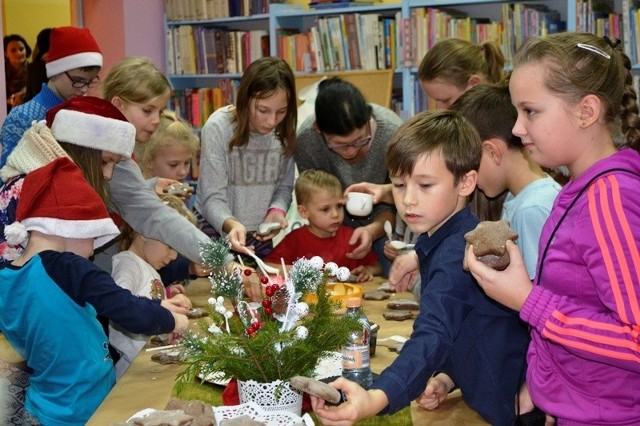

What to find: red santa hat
left=4, top=158, right=120, bottom=250
left=46, top=26, right=103, bottom=78
left=46, top=96, right=136, bottom=158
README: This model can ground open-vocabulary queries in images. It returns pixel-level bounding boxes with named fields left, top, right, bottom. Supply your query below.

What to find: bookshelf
left=164, top=0, right=635, bottom=122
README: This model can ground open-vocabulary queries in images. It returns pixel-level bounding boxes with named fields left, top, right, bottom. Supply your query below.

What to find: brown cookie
left=363, top=290, right=391, bottom=301
left=382, top=310, right=414, bottom=321
left=186, top=308, right=209, bottom=319
left=464, top=220, right=518, bottom=271
left=290, top=376, right=341, bottom=404
left=377, top=282, right=396, bottom=293
left=220, top=415, right=266, bottom=425
left=388, top=342, right=405, bottom=353
left=386, top=299, right=420, bottom=311
left=151, top=351, right=183, bottom=365
left=131, top=410, right=193, bottom=426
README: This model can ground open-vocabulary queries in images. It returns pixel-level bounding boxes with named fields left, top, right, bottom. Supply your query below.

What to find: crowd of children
left=1, top=26, right=639, bottom=426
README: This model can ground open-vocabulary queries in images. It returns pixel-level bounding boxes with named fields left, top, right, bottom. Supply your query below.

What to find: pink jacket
left=521, top=148, right=640, bottom=425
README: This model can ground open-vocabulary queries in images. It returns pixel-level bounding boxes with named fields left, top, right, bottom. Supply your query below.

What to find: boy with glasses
left=295, top=77, right=402, bottom=277
left=1, top=26, right=102, bottom=168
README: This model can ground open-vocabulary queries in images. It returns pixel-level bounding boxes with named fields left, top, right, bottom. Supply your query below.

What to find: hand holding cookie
left=464, top=220, right=518, bottom=271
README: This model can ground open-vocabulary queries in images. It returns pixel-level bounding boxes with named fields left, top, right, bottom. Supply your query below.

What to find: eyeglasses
left=321, top=121, right=372, bottom=153
left=65, top=71, right=100, bottom=89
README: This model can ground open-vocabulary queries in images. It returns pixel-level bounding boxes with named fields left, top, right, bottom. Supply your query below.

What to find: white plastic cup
left=346, top=192, right=373, bottom=216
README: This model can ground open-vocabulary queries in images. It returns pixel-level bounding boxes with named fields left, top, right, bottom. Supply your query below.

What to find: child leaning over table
left=265, top=169, right=381, bottom=281
left=0, top=158, right=190, bottom=426
left=109, top=193, right=198, bottom=379
left=310, top=110, right=529, bottom=426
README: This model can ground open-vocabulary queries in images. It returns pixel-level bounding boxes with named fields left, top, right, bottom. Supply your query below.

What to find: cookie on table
left=220, top=415, right=266, bottom=426
left=464, top=220, right=518, bottom=271
left=363, top=290, right=391, bottom=301
left=382, top=310, right=414, bottom=321
left=131, top=410, right=193, bottom=426
left=386, top=299, right=419, bottom=311
left=290, top=375, right=342, bottom=404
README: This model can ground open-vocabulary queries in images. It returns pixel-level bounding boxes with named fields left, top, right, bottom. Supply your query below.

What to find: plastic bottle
left=341, top=297, right=373, bottom=389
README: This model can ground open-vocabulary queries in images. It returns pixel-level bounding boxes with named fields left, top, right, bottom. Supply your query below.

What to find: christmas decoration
left=177, top=239, right=361, bottom=388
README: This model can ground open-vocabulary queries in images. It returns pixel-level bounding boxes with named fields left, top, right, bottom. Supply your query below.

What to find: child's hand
left=389, top=251, right=419, bottom=293
left=311, top=377, right=388, bottom=424
left=161, top=294, right=192, bottom=314
left=383, top=240, right=402, bottom=261
left=464, top=241, right=533, bottom=311
left=254, top=210, right=288, bottom=242
left=189, top=262, right=211, bottom=277
left=171, top=313, right=189, bottom=334
left=346, top=227, right=373, bottom=260
left=169, top=283, right=186, bottom=295
left=154, top=177, right=179, bottom=196
left=225, top=220, right=248, bottom=252
left=351, top=266, right=373, bottom=282
left=243, top=273, right=263, bottom=302
left=417, top=373, right=454, bottom=410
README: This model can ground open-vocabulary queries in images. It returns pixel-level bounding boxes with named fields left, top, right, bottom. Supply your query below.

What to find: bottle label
left=342, top=344, right=370, bottom=369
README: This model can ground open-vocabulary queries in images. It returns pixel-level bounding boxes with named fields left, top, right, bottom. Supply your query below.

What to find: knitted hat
left=47, top=96, right=136, bottom=158
left=4, top=158, right=120, bottom=250
left=46, top=26, right=102, bottom=78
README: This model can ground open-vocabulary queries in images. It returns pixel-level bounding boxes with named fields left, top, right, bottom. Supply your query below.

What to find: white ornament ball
left=309, top=256, right=324, bottom=270
left=336, top=266, right=351, bottom=282
left=324, top=262, right=339, bottom=276
left=207, top=297, right=217, bottom=306
left=224, top=311, right=233, bottom=319
left=216, top=296, right=225, bottom=305
left=208, top=324, right=222, bottom=334
left=295, top=326, right=309, bottom=340
left=295, top=302, right=309, bottom=317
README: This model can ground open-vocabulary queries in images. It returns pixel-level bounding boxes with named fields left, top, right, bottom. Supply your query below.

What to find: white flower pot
left=237, top=379, right=303, bottom=416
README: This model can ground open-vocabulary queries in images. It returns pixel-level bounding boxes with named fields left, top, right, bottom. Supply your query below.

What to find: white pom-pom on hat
left=4, top=222, right=29, bottom=246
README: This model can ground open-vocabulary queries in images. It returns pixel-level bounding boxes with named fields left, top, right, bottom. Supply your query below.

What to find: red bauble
left=259, top=276, right=269, bottom=285
left=243, top=269, right=252, bottom=276
left=264, top=307, right=273, bottom=316
left=262, top=299, right=272, bottom=308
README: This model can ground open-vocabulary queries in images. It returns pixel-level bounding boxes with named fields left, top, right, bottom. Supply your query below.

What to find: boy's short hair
left=295, top=169, right=343, bottom=205
left=386, top=110, right=482, bottom=185
left=450, top=82, right=522, bottom=149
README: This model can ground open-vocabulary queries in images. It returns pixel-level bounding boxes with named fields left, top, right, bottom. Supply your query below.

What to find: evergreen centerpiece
left=177, top=239, right=360, bottom=389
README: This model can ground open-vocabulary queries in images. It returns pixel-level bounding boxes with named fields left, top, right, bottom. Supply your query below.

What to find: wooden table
left=87, top=277, right=488, bottom=425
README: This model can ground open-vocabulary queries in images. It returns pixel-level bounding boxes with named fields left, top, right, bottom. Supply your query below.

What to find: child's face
left=510, top=63, right=583, bottom=175
left=391, top=151, right=472, bottom=236
left=298, top=188, right=345, bottom=238
left=115, top=95, right=169, bottom=143
left=101, top=151, right=123, bottom=180
left=51, top=67, right=101, bottom=100
left=421, top=78, right=467, bottom=109
left=139, top=237, right=178, bottom=270
left=146, top=141, right=192, bottom=181
left=5, top=40, right=27, bottom=66
left=249, top=89, right=288, bottom=135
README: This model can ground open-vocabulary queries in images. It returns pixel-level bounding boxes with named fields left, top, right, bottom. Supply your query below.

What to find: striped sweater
left=521, top=147, right=640, bottom=425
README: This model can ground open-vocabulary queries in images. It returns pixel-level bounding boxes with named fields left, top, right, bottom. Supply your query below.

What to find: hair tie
left=603, top=36, right=621, bottom=49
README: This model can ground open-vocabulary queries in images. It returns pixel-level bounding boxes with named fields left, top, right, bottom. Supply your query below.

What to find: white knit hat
left=46, top=96, right=136, bottom=158
left=4, top=157, right=120, bottom=250
left=45, top=26, right=102, bottom=78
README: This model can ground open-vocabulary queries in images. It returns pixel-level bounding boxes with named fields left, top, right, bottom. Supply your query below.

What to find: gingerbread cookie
left=464, top=220, right=518, bottom=271
left=382, top=310, right=414, bottom=321
left=363, top=290, right=391, bottom=301
left=290, top=376, right=342, bottom=404
left=386, top=299, right=420, bottom=311
left=131, top=410, right=193, bottom=426
left=186, top=308, right=209, bottom=319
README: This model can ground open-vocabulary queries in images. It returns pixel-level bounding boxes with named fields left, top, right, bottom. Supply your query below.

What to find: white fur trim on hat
left=46, top=52, right=103, bottom=78
left=21, top=217, right=120, bottom=250
left=50, top=109, right=135, bottom=158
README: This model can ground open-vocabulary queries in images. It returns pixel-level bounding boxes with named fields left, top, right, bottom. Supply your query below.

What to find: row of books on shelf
left=278, top=13, right=401, bottom=73
left=166, top=25, right=269, bottom=75
left=165, top=0, right=270, bottom=21
left=169, top=81, right=239, bottom=128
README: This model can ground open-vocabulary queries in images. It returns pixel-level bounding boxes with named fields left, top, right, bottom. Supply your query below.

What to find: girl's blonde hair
left=58, top=141, right=109, bottom=205
left=295, top=169, right=342, bottom=205
left=418, top=39, right=505, bottom=88
left=118, top=193, right=196, bottom=251
left=137, top=110, right=200, bottom=173
left=102, top=56, right=171, bottom=103
left=230, top=57, right=297, bottom=157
